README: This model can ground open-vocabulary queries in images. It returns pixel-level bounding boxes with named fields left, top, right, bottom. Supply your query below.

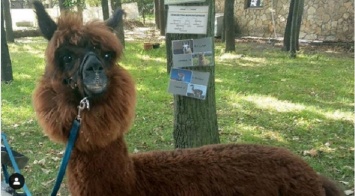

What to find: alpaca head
left=34, top=1, right=124, bottom=99
left=32, top=2, right=136, bottom=152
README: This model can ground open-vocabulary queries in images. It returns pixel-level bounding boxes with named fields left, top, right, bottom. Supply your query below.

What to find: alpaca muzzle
left=80, top=52, right=108, bottom=97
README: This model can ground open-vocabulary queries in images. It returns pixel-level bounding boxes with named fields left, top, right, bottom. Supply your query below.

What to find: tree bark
left=3, top=0, right=14, bottom=42
left=283, top=0, right=304, bottom=57
left=165, top=0, right=220, bottom=148
left=77, top=0, right=84, bottom=18
left=295, top=0, right=304, bottom=51
left=154, top=0, right=160, bottom=29
left=102, top=0, right=110, bottom=20
left=158, top=0, right=165, bottom=35
left=1, top=4, right=13, bottom=82
left=282, top=0, right=294, bottom=51
left=111, top=0, right=125, bottom=47
left=289, top=0, right=299, bottom=58
left=224, top=0, right=235, bottom=52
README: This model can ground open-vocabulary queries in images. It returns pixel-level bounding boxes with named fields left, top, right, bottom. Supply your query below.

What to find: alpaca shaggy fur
left=32, top=2, right=342, bottom=196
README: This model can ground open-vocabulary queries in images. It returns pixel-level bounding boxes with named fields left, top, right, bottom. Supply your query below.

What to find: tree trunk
left=58, top=0, right=70, bottom=12
left=282, top=0, right=294, bottom=51
left=224, top=0, right=235, bottom=52
left=154, top=0, right=160, bottom=29
left=289, top=0, right=299, bottom=58
left=77, top=0, right=84, bottom=18
left=295, top=0, right=304, bottom=51
left=283, top=0, right=304, bottom=57
left=3, top=0, right=14, bottom=43
left=102, top=0, right=110, bottom=20
left=1, top=4, right=13, bottom=82
left=158, top=0, right=165, bottom=35
left=111, top=0, right=125, bottom=47
left=165, top=0, right=220, bottom=148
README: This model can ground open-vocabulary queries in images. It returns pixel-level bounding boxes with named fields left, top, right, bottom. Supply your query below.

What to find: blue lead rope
left=1, top=133, right=32, bottom=196
left=50, top=119, right=80, bottom=196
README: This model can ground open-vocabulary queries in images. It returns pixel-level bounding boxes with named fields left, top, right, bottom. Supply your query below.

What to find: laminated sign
left=168, top=68, right=210, bottom=100
left=165, top=0, right=206, bottom=5
left=172, top=37, right=214, bottom=68
left=166, top=6, right=209, bottom=34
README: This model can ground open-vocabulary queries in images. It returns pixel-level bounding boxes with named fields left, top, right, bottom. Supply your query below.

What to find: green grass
left=2, top=37, right=353, bottom=194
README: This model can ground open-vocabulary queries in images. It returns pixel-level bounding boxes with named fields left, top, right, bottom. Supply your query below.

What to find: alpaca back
left=131, top=144, right=326, bottom=196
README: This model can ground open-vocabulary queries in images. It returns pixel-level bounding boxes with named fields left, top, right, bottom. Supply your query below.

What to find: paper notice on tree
left=166, top=6, right=209, bottom=34
left=165, top=0, right=206, bottom=5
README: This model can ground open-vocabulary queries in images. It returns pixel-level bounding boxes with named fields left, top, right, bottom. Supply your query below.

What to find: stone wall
left=216, top=0, right=354, bottom=42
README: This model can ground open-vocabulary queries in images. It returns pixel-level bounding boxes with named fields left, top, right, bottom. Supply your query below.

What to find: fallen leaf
left=51, top=157, right=61, bottom=162
left=34, top=158, right=46, bottom=167
left=41, top=178, right=55, bottom=187
left=303, top=149, right=318, bottom=157
left=41, top=168, right=51, bottom=174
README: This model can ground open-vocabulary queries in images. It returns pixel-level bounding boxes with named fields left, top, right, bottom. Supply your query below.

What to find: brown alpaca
left=32, top=2, right=342, bottom=196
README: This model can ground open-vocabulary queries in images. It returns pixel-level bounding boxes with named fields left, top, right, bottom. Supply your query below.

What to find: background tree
left=154, top=0, right=160, bottom=29
left=165, top=0, right=220, bottom=148
left=3, top=0, right=14, bottom=42
left=101, top=0, right=110, bottom=19
left=158, top=0, right=165, bottom=36
left=1, top=3, right=14, bottom=82
left=223, top=0, right=235, bottom=52
left=111, top=0, right=125, bottom=47
left=77, top=0, right=85, bottom=17
left=283, top=0, right=304, bottom=58
left=59, top=0, right=71, bottom=11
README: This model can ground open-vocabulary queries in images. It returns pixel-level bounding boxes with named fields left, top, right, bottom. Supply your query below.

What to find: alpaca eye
left=62, top=55, right=73, bottom=64
left=103, top=52, right=113, bottom=61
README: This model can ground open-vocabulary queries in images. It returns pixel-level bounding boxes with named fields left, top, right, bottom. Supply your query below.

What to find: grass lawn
left=2, top=37, right=354, bottom=195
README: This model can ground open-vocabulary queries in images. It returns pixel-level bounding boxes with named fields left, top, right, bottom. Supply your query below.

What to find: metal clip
left=77, top=97, right=90, bottom=121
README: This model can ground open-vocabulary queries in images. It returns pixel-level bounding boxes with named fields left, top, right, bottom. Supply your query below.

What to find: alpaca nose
left=80, top=52, right=108, bottom=96
left=82, top=52, right=103, bottom=73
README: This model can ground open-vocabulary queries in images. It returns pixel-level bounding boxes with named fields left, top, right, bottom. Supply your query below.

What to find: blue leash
left=50, top=119, right=80, bottom=196
left=51, top=97, right=89, bottom=196
left=1, top=133, right=32, bottom=196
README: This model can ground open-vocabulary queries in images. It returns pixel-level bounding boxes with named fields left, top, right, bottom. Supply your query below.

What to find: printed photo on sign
left=172, top=39, right=193, bottom=54
left=186, top=83, right=207, bottom=100
left=192, top=51, right=213, bottom=66
left=170, top=68, right=192, bottom=83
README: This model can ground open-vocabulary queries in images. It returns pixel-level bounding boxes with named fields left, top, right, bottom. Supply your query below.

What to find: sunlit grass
left=2, top=38, right=353, bottom=194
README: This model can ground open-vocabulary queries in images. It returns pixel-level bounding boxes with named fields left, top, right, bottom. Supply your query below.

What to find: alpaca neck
left=67, top=137, right=136, bottom=195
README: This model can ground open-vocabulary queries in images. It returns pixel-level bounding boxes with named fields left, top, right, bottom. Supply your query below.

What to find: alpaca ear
left=105, top=9, right=125, bottom=30
left=33, top=1, right=57, bottom=40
